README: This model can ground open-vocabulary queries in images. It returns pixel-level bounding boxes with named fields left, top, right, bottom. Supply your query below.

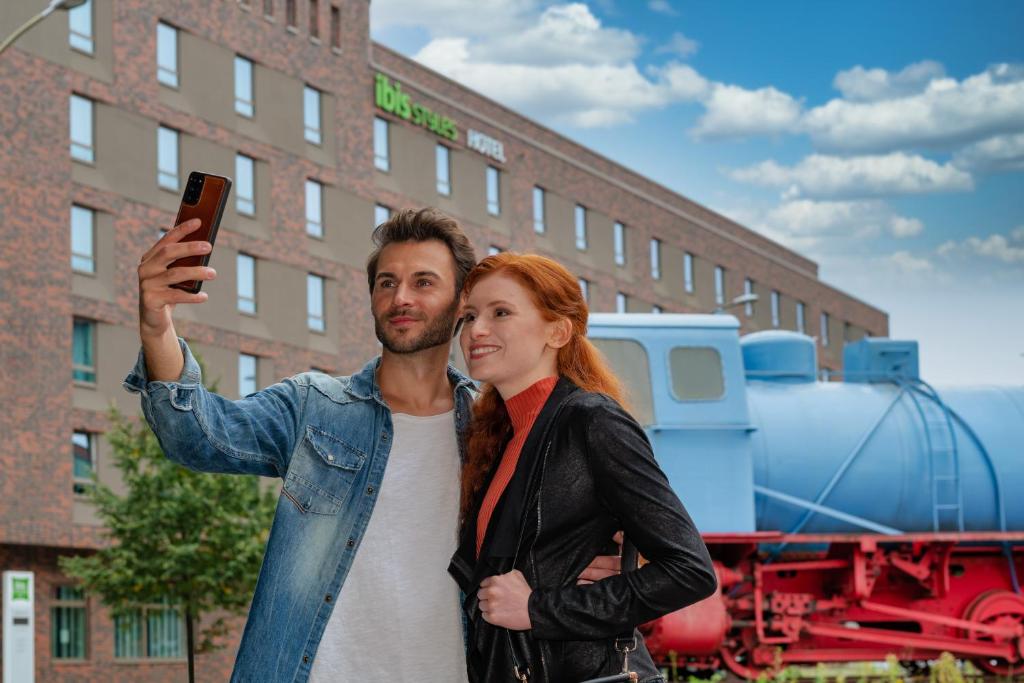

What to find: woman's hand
left=478, top=570, right=533, bottom=630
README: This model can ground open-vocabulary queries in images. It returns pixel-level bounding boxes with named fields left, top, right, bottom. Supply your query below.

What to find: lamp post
left=0, top=0, right=88, bottom=56
left=708, top=292, right=758, bottom=315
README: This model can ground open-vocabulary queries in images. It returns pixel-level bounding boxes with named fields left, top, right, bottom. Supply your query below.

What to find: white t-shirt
left=309, top=410, right=468, bottom=682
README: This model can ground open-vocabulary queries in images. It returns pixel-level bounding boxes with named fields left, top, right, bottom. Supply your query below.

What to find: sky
left=369, top=0, right=1024, bottom=387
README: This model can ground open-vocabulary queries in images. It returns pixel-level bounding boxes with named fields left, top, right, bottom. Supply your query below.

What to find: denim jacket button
left=366, top=485, right=375, bottom=495
left=346, top=538, right=355, bottom=548
left=327, top=454, right=334, bottom=462
left=303, top=655, right=309, bottom=664
left=324, top=594, right=332, bottom=603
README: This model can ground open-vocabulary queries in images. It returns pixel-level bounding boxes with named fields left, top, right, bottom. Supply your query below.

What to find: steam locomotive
left=587, top=314, right=1024, bottom=680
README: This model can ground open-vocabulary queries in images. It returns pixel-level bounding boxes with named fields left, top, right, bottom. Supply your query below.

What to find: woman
left=448, top=253, right=718, bottom=683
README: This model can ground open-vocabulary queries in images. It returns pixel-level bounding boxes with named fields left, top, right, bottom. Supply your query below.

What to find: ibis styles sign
left=375, top=73, right=458, bottom=142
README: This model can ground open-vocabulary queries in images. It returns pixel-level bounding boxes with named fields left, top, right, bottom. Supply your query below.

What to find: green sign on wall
left=375, top=73, right=458, bottom=142
left=12, top=577, right=29, bottom=600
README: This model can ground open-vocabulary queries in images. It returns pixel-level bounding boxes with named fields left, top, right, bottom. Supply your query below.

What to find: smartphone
left=168, top=171, right=232, bottom=294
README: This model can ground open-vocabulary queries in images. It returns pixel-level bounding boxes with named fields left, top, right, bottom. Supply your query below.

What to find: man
left=124, top=208, right=618, bottom=682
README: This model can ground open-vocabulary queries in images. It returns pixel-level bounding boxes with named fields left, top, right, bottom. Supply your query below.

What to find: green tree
left=60, top=363, right=276, bottom=682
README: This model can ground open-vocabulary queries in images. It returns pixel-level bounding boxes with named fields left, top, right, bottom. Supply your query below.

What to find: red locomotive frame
left=644, top=531, right=1024, bottom=680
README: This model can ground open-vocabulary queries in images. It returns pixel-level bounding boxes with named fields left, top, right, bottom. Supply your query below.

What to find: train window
left=669, top=346, right=725, bottom=401
left=590, top=338, right=654, bottom=426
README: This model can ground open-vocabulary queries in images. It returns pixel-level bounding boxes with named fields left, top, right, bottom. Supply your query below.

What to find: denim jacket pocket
left=281, top=425, right=366, bottom=515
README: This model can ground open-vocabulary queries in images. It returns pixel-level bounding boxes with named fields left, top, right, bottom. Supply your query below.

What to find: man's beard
left=374, top=299, right=459, bottom=354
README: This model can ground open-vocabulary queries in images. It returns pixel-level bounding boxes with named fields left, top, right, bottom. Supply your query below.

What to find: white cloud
left=655, top=32, right=699, bottom=58
left=952, top=132, right=1024, bottom=172
left=833, top=60, right=946, bottom=102
left=648, top=0, right=678, bottom=16
left=939, top=233, right=1024, bottom=264
left=728, top=152, right=973, bottom=199
left=889, top=216, right=924, bottom=238
left=718, top=199, right=926, bottom=255
left=803, top=63, right=1024, bottom=153
left=471, top=3, right=640, bottom=66
left=692, top=84, right=803, bottom=138
left=886, top=250, right=934, bottom=272
left=415, top=39, right=705, bottom=127
left=1013, top=226, right=1024, bottom=242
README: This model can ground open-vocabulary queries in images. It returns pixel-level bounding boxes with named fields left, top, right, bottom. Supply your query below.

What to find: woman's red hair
left=459, top=252, right=627, bottom=521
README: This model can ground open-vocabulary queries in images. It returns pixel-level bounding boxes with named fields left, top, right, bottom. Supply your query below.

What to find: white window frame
left=307, top=274, right=325, bottom=332
left=574, top=204, right=588, bottom=251
left=744, top=278, right=754, bottom=318
left=235, top=154, right=255, bottom=216
left=234, top=56, right=254, bottom=117
left=771, top=290, right=780, bottom=328
left=374, top=204, right=390, bottom=229
left=486, top=166, right=500, bottom=216
left=613, top=222, right=626, bottom=266
left=71, top=205, right=95, bottom=274
left=157, top=126, right=179, bottom=191
left=303, top=85, right=321, bottom=145
left=72, top=431, right=96, bottom=496
left=435, top=144, right=451, bottom=196
left=650, top=238, right=661, bottom=280
left=532, top=186, right=545, bottom=234
left=796, top=301, right=806, bottom=334
left=684, top=252, right=694, bottom=293
left=616, top=292, right=627, bottom=314
left=373, top=117, right=389, bottom=172
left=237, top=253, right=256, bottom=314
left=305, top=179, right=323, bottom=237
left=714, top=266, right=725, bottom=306
left=578, top=278, right=589, bottom=304
left=239, top=353, right=257, bottom=397
left=68, top=0, right=93, bottom=54
left=156, top=22, right=178, bottom=88
left=69, top=94, right=94, bottom=164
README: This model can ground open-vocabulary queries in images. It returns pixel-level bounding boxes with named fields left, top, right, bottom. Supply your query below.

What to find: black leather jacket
left=449, top=379, right=717, bottom=683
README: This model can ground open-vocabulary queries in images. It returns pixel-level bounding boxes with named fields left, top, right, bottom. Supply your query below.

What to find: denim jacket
left=122, top=338, right=476, bottom=682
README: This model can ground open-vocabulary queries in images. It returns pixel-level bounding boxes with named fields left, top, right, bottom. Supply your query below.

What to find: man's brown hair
left=366, top=207, right=477, bottom=295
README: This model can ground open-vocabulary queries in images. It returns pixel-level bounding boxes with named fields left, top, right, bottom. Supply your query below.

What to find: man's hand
left=138, top=218, right=216, bottom=337
left=576, top=530, right=624, bottom=585
left=478, top=570, right=533, bottom=631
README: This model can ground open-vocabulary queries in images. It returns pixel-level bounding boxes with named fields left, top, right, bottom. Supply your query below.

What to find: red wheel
left=961, top=589, right=1024, bottom=676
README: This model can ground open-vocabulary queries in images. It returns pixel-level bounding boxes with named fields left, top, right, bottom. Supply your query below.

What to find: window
left=652, top=305, right=663, bottom=314
left=796, top=301, right=806, bottom=334
left=616, top=292, right=627, bottom=313
left=68, top=0, right=93, bottom=54
left=235, top=154, right=255, bottom=215
left=486, top=166, right=500, bottom=216
left=264, top=0, right=274, bottom=18
left=487, top=245, right=501, bottom=256
left=684, top=252, right=694, bottom=293
left=72, top=318, right=95, bottom=383
left=330, top=5, right=341, bottom=49
left=373, top=117, right=389, bottom=171
left=820, top=312, right=830, bottom=347
left=308, top=0, right=319, bottom=38
left=590, top=338, right=653, bottom=425
left=156, top=22, right=178, bottom=88
left=51, top=586, right=87, bottom=659
left=72, top=431, right=95, bottom=495
left=286, top=0, right=297, bottom=27
left=532, top=186, right=545, bottom=234
left=613, top=222, right=626, bottom=266
left=114, top=605, right=184, bottom=659
left=239, top=354, right=257, bottom=397
left=157, top=126, right=179, bottom=190
left=237, top=253, right=256, bottom=314
left=303, top=85, right=321, bottom=144
left=307, top=274, right=325, bottom=332
left=578, top=278, right=589, bottom=304
left=71, top=205, right=95, bottom=273
left=435, top=145, right=451, bottom=196
left=69, top=94, right=94, bottom=163
left=743, top=278, right=754, bottom=317
left=234, top=56, right=254, bottom=117
left=574, top=204, right=587, bottom=250
left=374, top=204, right=390, bottom=229
left=305, top=180, right=323, bottom=237
left=771, top=290, right=780, bottom=328
left=650, top=238, right=661, bottom=280
left=670, top=347, right=725, bottom=401
left=714, top=266, right=725, bottom=306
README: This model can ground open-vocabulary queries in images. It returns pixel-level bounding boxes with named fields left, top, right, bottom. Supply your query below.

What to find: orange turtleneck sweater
left=475, top=375, right=559, bottom=557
